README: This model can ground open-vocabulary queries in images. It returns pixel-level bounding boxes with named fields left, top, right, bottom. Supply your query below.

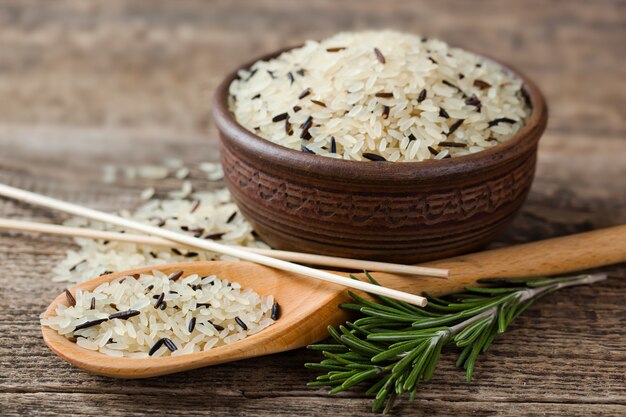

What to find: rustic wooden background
left=0, top=1, right=624, bottom=415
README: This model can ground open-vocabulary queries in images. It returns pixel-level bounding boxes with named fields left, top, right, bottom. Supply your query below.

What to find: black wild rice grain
left=90, top=297, right=96, bottom=310
left=271, top=302, right=280, bottom=320
left=267, top=70, right=276, bottom=79
left=442, top=80, right=462, bottom=93
left=375, top=92, right=394, bottom=98
left=382, top=105, right=390, bottom=119
left=272, top=112, right=289, bottom=122
left=300, top=115, right=313, bottom=130
left=417, top=89, right=427, bottom=102
left=311, top=99, right=326, bottom=107
left=171, top=248, right=183, bottom=256
left=209, top=321, right=224, bottom=331
left=235, top=316, right=248, bottom=330
left=160, top=302, right=167, bottom=310
left=168, top=271, right=184, bottom=281
left=180, top=226, right=189, bottom=231
left=185, top=252, right=199, bottom=258
left=428, top=56, right=438, bottom=64
left=227, top=212, right=237, bottom=223
left=465, top=95, right=482, bottom=112
left=330, top=136, right=337, bottom=153
left=285, top=119, right=293, bottom=135
left=439, top=108, right=450, bottom=118
left=154, top=292, right=165, bottom=309
left=301, top=145, right=315, bottom=154
left=148, top=338, right=165, bottom=356
left=188, top=317, right=196, bottom=333
left=110, top=303, right=119, bottom=311
left=102, top=240, right=109, bottom=245
left=150, top=251, right=158, bottom=258
left=446, top=119, right=465, bottom=136
left=363, top=153, right=386, bottom=161
left=421, top=37, right=428, bottom=42
left=169, top=291, right=178, bottom=295
left=251, top=94, right=261, bottom=100
left=459, top=73, right=465, bottom=79
left=488, top=117, right=517, bottom=127
left=520, top=87, right=532, bottom=108
left=293, top=105, right=302, bottom=112
left=326, top=47, right=346, bottom=52
left=145, top=284, right=154, bottom=293
left=69, top=260, right=86, bottom=272
left=287, top=72, right=294, bottom=84
left=408, top=133, right=417, bottom=142
left=109, top=310, right=140, bottom=320
left=296, top=68, right=306, bottom=76
left=205, top=232, right=225, bottom=240
left=374, top=47, right=386, bottom=64
left=65, top=289, right=76, bottom=307
left=300, top=116, right=313, bottom=139
left=74, top=318, right=108, bottom=331
left=438, top=141, right=467, bottom=148
left=473, top=79, right=491, bottom=89
left=428, top=146, right=439, bottom=156
left=298, top=88, right=311, bottom=99
left=197, top=303, right=211, bottom=308
left=157, top=218, right=166, bottom=227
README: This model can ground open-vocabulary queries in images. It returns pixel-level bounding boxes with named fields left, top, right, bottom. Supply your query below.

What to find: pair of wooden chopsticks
left=0, top=183, right=448, bottom=307
left=0, top=218, right=448, bottom=277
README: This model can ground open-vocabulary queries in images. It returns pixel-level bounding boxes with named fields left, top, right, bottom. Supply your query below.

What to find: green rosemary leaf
left=360, top=307, right=418, bottom=322
left=455, top=316, right=494, bottom=347
left=362, top=272, right=425, bottom=315
left=348, top=291, right=417, bottom=317
left=391, top=341, right=428, bottom=376
left=306, top=273, right=607, bottom=414
left=304, top=363, right=347, bottom=372
left=464, top=286, right=522, bottom=294
left=371, top=338, right=425, bottom=363
left=307, top=343, right=348, bottom=352
left=329, top=369, right=359, bottom=381
left=327, top=325, right=343, bottom=344
left=307, top=380, right=344, bottom=387
left=366, top=373, right=392, bottom=396
left=342, top=367, right=382, bottom=389
left=340, top=334, right=385, bottom=355
left=339, top=303, right=365, bottom=311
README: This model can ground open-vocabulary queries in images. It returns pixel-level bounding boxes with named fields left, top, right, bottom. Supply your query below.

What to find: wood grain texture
left=0, top=0, right=624, bottom=415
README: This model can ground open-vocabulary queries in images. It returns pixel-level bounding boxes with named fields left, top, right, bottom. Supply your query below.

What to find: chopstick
left=0, top=218, right=448, bottom=278
left=0, top=183, right=429, bottom=306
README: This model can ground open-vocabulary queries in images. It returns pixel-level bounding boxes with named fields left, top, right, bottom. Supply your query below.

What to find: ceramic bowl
left=212, top=47, right=548, bottom=263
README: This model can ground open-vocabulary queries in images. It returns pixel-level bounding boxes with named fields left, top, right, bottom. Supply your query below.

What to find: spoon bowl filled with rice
left=212, top=30, right=547, bottom=262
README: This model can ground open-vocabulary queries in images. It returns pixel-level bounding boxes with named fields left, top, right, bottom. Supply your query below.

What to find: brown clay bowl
left=212, top=47, right=548, bottom=263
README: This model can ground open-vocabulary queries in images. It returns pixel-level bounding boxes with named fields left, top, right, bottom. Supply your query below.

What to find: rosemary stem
left=518, top=273, right=608, bottom=303
left=448, top=307, right=496, bottom=337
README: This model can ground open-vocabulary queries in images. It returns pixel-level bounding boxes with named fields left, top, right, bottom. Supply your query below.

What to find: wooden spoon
left=42, top=225, right=626, bottom=378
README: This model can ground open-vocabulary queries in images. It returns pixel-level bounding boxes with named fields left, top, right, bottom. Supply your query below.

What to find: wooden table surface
left=1, top=1, right=624, bottom=415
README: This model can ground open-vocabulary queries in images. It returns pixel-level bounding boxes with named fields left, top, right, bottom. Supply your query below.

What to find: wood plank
left=0, top=0, right=624, bottom=415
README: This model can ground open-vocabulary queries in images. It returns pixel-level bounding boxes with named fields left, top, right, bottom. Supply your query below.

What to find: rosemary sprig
left=306, top=272, right=606, bottom=414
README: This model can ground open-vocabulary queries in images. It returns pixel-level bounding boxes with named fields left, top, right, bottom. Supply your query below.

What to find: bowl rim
left=212, top=43, right=548, bottom=181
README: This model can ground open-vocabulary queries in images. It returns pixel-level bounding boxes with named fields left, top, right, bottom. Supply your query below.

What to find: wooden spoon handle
left=372, top=225, right=626, bottom=296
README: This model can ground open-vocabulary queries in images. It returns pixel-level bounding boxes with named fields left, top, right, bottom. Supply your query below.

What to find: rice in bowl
left=229, top=30, right=531, bottom=162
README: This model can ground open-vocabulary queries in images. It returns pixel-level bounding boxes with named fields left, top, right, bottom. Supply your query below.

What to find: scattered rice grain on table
left=53, top=186, right=269, bottom=284
left=229, top=30, right=531, bottom=162
left=42, top=271, right=277, bottom=357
